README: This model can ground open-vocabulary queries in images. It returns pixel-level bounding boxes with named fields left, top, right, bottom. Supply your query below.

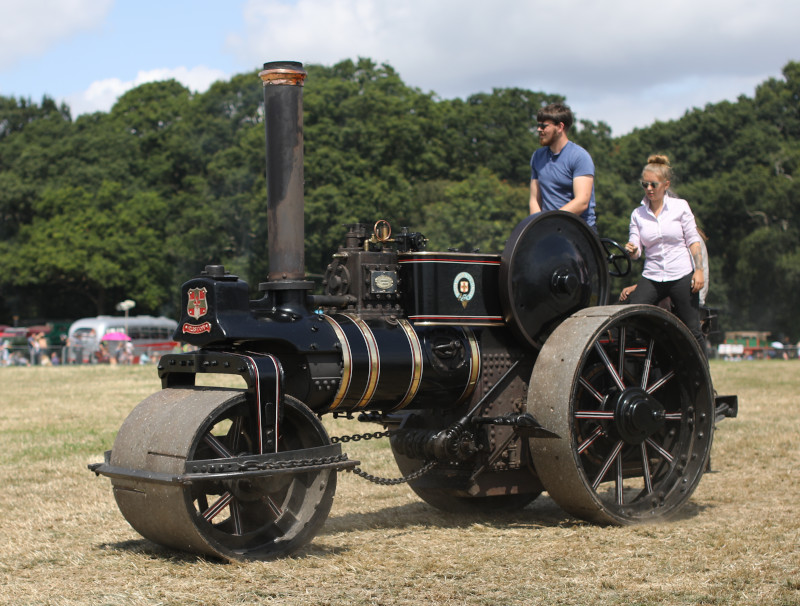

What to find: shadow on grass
left=322, top=490, right=714, bottom=534
left=96, top=495, right=713, bottom=562
left=98, top=538, right=219, bottom=563
left=94, top=496, right=574, bottom=563
left=322, top=492, right=580, bottom=535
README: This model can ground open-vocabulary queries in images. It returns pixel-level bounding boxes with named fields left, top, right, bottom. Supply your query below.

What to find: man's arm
left=559, top=175, right=593, bottom=215
left=529, top=179, right=542, bottom=214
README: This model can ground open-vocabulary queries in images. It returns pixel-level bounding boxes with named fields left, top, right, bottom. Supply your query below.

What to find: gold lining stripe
left=321, top=315, right=351, bottom=411
left=394, top=319, right=423, bottom=410
left=454, top=327, right=481, bottom=406
left=342, top=314, right=380, bottom=409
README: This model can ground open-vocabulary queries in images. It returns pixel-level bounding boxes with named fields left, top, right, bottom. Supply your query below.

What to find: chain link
left=237, top=454, right=349, bottom=471
left=330, top=429, right=438, bottom=485
left=189, top=453, right=351, bottom=475
left=330, top=430, right=391, bottom=443
left=350, top=459, right=438, bottom=485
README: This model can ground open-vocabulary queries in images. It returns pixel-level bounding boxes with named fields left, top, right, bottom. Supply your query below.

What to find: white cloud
left=0, top=0, right=113, bottom=70
left=65, top=65, right=229, bottom=116
left=9, top=0, right=795, bottom=133
left=228, top=0, right=798, bottom=133
left=571, top=73, right=770, bottom=134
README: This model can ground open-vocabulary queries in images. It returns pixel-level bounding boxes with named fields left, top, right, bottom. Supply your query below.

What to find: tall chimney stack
left=259, top=61, right=309, bottom=289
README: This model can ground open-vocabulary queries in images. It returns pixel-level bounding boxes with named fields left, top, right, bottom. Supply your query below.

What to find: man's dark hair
left=537, top=103, right=574, bottom=131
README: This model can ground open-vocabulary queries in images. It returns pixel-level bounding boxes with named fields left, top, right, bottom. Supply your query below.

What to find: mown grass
left=0, top=361, right=798, bottom=605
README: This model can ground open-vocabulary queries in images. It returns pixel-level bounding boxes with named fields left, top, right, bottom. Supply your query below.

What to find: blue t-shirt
left=530, top=141, right=596, bottom=227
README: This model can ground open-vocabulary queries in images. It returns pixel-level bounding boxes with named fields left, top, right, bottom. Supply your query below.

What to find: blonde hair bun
left=647, top=154, right=671, bottom=166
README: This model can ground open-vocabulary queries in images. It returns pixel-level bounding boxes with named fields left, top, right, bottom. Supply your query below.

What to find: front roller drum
left=108, top=387, right=336, bottom=560
left=529, top=305, right=715, bottom=524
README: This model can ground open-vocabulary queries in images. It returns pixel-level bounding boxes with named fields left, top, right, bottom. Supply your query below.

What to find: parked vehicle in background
left=66, top=316, right=178, bottom=364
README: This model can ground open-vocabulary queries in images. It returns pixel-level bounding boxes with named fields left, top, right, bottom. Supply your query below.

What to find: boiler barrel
left=317, top=314, right=480, bottom=413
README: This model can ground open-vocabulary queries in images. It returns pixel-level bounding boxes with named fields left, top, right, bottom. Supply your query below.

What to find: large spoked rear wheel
left=528, top=305, right=714, bottom=524
left=110, top=388, right=336, bottom=560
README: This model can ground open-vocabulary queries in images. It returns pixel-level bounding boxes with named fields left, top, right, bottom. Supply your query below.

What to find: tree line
left=1, top=58, right=798, bottom=339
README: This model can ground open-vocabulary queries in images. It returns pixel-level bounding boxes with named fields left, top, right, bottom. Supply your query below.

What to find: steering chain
left=330, top=429, right=438, bottom=485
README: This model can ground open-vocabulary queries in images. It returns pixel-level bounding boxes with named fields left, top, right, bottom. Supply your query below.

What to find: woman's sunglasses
left=641, top=181, right=663, bottom=189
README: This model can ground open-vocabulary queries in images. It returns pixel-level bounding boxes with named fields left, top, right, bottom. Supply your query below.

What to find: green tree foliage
left=0, top=59, right=799, bottom=340
left=419, top=168, right=529, bottom=253
left=442, top=87, right=562, bottom=183
left=0, top=183, right=169, bottom=316
left=0, top=96, right=72, bottom=239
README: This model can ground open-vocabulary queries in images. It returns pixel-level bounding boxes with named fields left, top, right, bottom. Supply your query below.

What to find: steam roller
left=90, top=60, right=737, bottom=561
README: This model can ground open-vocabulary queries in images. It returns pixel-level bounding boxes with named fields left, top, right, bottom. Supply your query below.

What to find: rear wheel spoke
left=593, top=342, right=625, bottom=391
left=592, top=440, right=624, bottom=490
left=615, top=455, right=624, bottom=505
left=577, top=426, right=605, bottom=454
left=641, top=442, right=653, bottom=494
left=645, top=437, right=675, bottom=464
left=647, top=370, right=676, bottom=395
left=578, top=376, right=605, bottom=403
left=575, top=410, right=614, bottom=420
left=617, top=326, right=626, bottom=381
left=641, top=338, right=655, bottom=389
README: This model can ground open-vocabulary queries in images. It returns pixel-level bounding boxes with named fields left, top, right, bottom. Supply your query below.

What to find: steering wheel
left=600, top=238, right=632, bottom=277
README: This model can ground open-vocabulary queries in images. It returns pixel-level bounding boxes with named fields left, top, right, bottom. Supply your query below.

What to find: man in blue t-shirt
left=529, top=103, right=596, bottom=229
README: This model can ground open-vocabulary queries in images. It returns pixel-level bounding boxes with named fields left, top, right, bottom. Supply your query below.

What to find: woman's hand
left=691, top=268, right=704, bottom=293
left=624, top=242, right=639, bottom=258
left=619, top=285, right=637, bottom=301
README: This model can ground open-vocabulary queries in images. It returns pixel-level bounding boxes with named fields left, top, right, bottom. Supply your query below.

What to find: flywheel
left=499, top=211, right=609, bottom=350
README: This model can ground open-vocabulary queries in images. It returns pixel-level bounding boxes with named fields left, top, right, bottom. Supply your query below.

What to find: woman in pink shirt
left=621, top=155, right=706, bottom=351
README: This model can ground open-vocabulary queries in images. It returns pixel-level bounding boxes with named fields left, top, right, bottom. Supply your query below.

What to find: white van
left=66, top=315, right=178, bottom=364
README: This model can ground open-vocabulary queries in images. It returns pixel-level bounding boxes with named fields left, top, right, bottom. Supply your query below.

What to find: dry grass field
left=0, top=361, right=798, bottom=605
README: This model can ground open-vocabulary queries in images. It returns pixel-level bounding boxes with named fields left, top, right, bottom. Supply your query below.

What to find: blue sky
left=1, top=0, right=798, bottom=135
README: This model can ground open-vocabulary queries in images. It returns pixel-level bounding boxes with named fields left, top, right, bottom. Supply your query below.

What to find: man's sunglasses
left=641, top=181, right=663, bottom=189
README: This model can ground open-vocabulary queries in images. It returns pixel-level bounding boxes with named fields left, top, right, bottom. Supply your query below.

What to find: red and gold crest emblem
left=187, top=287, right=208, bottom=319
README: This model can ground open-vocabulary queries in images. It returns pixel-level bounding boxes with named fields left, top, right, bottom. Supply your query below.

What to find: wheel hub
left=613, top=387, right=666, bottom=444
left=551, top=268, right=579, bottom=295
